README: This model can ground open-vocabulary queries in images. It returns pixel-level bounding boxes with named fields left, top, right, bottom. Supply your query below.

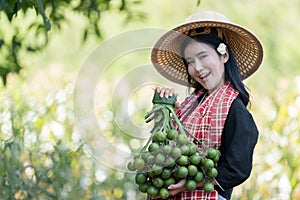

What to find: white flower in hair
left=217, top=43, right=227, bottom=55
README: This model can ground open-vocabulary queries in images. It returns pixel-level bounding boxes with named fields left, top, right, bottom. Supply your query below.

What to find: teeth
left=200, top=73, right=208, bottom=78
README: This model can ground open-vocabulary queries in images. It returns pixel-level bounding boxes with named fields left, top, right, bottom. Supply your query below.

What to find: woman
left=150, top=11, right=263, bottom=199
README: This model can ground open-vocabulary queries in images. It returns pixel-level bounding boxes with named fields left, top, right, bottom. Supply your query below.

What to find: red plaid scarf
left=169, top=81, right=239, bottom=200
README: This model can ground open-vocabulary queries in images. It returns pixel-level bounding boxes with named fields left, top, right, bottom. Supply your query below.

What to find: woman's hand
left=148, top=180, right=208, bottom=199
left=148, top=179, right=186, bottom=199
left=155, top=87, right=180, bottom=108
left=168, top=179, right=186, bottom=196
left=155, top=87, right=176, bottom=98
left=167, top=180, right=205, bottom=196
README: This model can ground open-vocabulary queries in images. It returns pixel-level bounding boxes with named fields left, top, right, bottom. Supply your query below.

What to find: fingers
left=168, top=179, right=186, bottom=190
left=155, top=87, right=176, bottom=98
left=167, top=179, right=186, bottom=196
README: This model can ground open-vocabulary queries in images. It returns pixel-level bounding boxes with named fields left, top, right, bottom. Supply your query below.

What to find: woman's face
left=184, top=41, right=228, bottom=94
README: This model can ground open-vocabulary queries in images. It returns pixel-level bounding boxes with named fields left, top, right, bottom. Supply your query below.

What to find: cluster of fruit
left=127, top=92, right=220, bottom=199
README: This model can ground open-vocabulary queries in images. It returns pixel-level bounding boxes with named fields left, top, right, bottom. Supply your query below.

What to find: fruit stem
left=182, top=126, right=203, bottom=146
left=141, top=121, right=161, bottom=153
left=145, top=104, right=164, bottom=121
left=169, top=116, right=175, bottom=130
left=161, top=107, right=171, bottom=132
left=166, top=105, right=185, bottom=135
left=140, top=133, right=154, bottom=153
left=214, top=179, right=225, bottom=191
left=166, top=105, right=204, bottom=147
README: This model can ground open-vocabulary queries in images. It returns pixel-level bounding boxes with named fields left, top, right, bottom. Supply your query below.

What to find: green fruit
left=206, top=168, right=218, bottom=178
left=134, top=157, right=145, bottom=171
left=159, top=188, right=170, bottom=199
left=151, top=165, right=163, bottom=176
left=168, top=140, right=176, bottom=147
left=188, top=165, right=198, bottom=177
left=165, top=157, right=176, bottom=168
left=167, top=129, right=178, bottom=140
left=135, top=172, right=147, bottom=185
left=147, top=155, right=155, bottom=165
left=216, top=149, right=221, bottom=156
left=154, top=131, right=167, bottom=143
left=171, top=147, right=182, bottom=159
left=190, top=154, right=201, bottom=165
left=177, top=134, right=189, bottom=145
left=185, top=179, right=197, bottom=191
left=200, top=157, right=206, bottom=165
left=189, top=143, right=198, bottom=155
left=180, top=145, right=190, bottom=156
left=127, top=160, right=136, bottom=171
left=148, top=143, right=160, bottom=153
left=176, top=166, right=188, bottom=179
left=194, top=171, right=204, bottom=183
left=153, top=177, right=164, bottom=188
left=203, top=181, right=214, bottom=193
left=141, top=152, right=151, bottom=160
left=138, top=183, right=149, bottom=193
left=177, top=155, right=189, bottom=166
left=162, top=145, right=172, bottom=155
left=213, top=155, right=220, bottom=163
left=147, top=170, right=156, bottom=177
left=207, top=148, right=219, bottom=160
left=147, top=186, right=159, bottom=196
left=164, top=177, right=176, bottom=186
left=161, top=168, right=172, bottom=180
left=155, top=153, right=165, bottom=165
left=203, top=158, right=214, bottom=170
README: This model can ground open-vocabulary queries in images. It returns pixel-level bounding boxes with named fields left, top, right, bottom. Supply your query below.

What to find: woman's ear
left=223, top=50, right=229, bottom=63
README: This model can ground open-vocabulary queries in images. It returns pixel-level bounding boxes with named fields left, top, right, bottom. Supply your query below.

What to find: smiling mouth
left=200, top=72, right=210, bottom=80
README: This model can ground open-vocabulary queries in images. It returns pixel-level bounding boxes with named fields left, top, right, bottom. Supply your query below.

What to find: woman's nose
left=194, top=60, right=203, bottom=71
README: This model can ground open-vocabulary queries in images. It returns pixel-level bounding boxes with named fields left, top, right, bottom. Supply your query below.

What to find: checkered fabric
left=165, top=190, right=219, bottom=200
left=171, top=82, right=238, bottom=200
left=177, top=81, right=239, bottom=149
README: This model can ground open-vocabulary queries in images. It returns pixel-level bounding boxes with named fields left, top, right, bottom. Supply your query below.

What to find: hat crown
left=184, top=11, right=230, bottom=24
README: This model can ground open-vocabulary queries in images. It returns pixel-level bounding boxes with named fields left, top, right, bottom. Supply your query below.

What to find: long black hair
left=180, top=28, right=250, bottom=106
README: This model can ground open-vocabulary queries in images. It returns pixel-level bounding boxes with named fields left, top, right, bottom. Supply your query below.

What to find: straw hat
left=151, top=11, right=263, bottom=86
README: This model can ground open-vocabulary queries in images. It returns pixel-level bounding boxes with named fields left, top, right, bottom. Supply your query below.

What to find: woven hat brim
left=151, top=21, right=263, bottom=86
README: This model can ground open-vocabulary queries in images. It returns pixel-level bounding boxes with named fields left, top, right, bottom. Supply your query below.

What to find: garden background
left=1, top=0, right=300, bottom=199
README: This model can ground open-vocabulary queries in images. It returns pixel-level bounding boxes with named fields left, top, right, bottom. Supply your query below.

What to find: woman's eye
left=186, top=60, right=194, bottom=65
left=198, top=54, right=207, bottom=59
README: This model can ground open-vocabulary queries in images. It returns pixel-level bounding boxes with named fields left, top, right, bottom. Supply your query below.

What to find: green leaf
left=35, top=0, right=51, bottom=31
left=0, top=66, right=9, bottom=85
left=0, top=39, right=4, bottom=49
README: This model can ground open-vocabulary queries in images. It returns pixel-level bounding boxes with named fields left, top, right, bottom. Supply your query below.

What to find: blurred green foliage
left=0, top=0, right=145, bottom=85
left=235, top=78, right=300, bottom=199
left=0, top=77, right=145, bottom=199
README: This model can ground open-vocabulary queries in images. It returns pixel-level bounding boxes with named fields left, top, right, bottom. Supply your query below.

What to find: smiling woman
left=150, top=11, right=263, bottom=200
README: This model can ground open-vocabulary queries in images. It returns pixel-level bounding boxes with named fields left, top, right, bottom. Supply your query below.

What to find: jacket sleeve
left=215, top=98, right=259, bottom=190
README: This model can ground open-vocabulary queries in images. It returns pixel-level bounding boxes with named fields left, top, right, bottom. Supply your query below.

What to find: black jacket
left=216, top=97, right=259, bottom=199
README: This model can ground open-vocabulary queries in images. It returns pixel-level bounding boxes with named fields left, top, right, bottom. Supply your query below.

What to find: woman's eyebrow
left=184, top=51, right=207, bottom=60
left=197, top=51, right=207, bottom=56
